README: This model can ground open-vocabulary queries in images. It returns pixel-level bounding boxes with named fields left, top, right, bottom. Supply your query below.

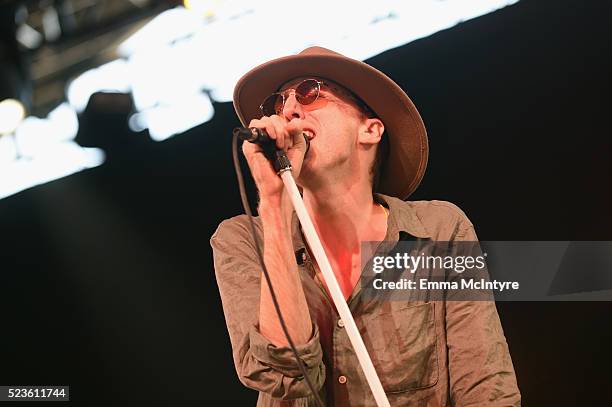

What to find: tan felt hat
left=233, top=46, right=428, bottom=200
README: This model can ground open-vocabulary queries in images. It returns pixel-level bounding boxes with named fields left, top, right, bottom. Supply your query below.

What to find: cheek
left=311, top=111, right=359, bottom=156
left=313, top=136, right=352, bottom=165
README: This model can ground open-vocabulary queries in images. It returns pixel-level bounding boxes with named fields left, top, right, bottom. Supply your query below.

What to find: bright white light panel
left=1, top=0, right=518, bottom=199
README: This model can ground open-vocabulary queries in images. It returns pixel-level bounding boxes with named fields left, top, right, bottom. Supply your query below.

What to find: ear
left=358, top=118, right=385, bottom=146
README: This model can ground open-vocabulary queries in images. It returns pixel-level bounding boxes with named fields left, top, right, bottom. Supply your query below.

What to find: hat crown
left=299, top=46, right=342, bottom=58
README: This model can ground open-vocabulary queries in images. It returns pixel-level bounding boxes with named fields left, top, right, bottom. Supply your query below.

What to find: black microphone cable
left=231, top=132, right=325, bottom=407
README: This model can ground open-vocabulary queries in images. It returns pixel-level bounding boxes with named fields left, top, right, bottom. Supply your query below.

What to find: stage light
left=15, top=103, right=79, bottom=157
left=128, top=92, right=214, bottom=141
left=0, top=130, right=17, bottom=162
left=67, top=60, right=131, bottom=113
left=0, top=99, right=26, bottom=135
left=0, top=103, right=105, bottom=200
left=183, top=0, right=218, bottom=20
left=0, top=143, right=105, bottom=200
left=117, top=7, right=202, bottom=57
left=16, top=24, right=44, bottom=49
left=2, top=0, right=522, bottom=201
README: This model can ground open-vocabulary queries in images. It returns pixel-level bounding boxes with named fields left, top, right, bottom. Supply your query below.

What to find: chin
left=296, top=167, right=318, bottom=191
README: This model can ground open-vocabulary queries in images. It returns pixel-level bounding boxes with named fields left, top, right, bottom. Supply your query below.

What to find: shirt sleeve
left=210, top=216, right=326, bottom=400
left=445, top=214, right=522, bottom=406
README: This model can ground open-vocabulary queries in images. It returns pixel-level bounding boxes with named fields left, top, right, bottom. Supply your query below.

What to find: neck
left=301, top=179, right=387, bottom=300
left=302, top=180, right=381, bottom=251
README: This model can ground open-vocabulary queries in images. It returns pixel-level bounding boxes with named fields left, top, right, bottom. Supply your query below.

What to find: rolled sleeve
left=241, top=323, right=326, bottom=399
left=211, top=216, right=326, bottom=400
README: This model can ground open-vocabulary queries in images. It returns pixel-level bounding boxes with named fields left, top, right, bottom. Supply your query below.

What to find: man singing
left=211, top=47, right=520, bottom=406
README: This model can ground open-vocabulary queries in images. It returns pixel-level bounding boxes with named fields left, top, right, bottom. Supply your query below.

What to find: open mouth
left=303, top=129, right=315, bottom=140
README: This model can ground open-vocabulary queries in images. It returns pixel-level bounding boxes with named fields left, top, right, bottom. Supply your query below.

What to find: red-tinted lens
left=295, top=79, right=320, bottom=105
left=260, top=93, right=284, bottom=117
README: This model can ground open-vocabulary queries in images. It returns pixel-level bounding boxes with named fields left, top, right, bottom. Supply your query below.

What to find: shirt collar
left=374, top=193, right=432, bottom=240
left=290, top=192, right=431, bottom=252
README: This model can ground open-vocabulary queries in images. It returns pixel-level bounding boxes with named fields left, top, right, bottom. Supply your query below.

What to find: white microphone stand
left=278, top=163, right=391, bottom=407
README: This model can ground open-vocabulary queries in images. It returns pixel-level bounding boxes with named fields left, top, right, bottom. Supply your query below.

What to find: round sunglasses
left=259, top=78, right=325, bottom=117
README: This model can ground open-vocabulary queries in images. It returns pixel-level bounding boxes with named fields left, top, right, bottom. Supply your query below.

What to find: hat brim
left=233, top=48, right=428, bottom=200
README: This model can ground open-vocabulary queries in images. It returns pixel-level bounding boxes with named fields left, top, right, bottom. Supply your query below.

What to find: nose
left=282, top=92, right=305, bottom=121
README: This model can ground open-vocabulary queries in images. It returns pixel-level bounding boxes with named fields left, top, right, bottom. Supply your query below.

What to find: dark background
left=1, top=0, right=611, bottom=405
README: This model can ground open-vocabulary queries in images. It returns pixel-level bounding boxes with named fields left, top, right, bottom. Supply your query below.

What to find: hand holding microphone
left=233, top=127, right=275, bottom=145
left=238, top=115, right=310, bottom=201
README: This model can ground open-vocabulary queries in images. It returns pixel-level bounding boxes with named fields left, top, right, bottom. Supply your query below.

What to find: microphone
left=233, top=127, right=310, bottom=154
left=233, top=127, right=273, bottom=145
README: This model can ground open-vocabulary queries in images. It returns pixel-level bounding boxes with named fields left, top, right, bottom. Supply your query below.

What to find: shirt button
left=338, top=375, right=347, bottom=384
left=337, top=319, right=344, bottom=328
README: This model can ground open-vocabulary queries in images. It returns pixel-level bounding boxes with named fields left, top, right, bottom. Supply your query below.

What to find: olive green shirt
left=210, top=194, right=520, bottom=406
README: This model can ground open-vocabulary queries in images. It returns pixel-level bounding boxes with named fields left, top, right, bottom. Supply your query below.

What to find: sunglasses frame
left=259, top=78, right=324, bottom=117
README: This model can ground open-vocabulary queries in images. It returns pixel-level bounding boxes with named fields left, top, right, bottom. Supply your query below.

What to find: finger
left=285, top=121, right=303, bottom=135
left=242, top=138, right=260, bottom=155
left=281, top=119, right=298, bottom=150
left=271, top=117, right=289, bottom=150
left=285, top=126, right=306, bottom=153
left=247, top=118, right=265, bottom=131
left=249, top=117, right=281, bottom=150
left=248, top=117, right=277, bottom=138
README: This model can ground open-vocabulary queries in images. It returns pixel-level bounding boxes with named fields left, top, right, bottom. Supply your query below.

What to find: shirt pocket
left=361, top=301, right=439, bottom=394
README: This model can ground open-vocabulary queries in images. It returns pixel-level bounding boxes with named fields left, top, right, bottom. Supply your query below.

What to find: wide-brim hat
left=233, top=46, right=428, bottom=200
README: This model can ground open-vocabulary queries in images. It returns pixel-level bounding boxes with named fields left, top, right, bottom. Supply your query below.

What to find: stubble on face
left=278, top=77, right=375, bottom=192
